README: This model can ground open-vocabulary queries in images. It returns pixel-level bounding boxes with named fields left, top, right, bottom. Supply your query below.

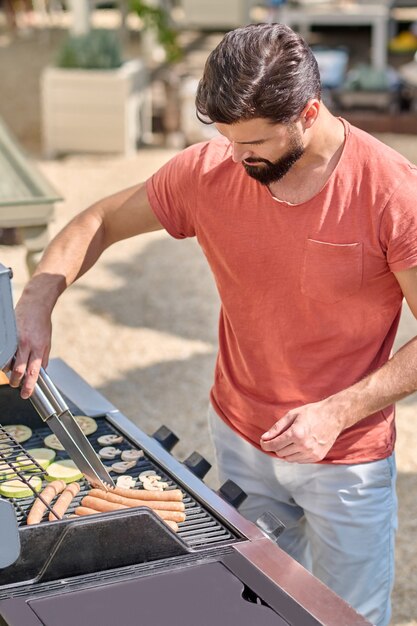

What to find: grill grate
left=1, top=416, right=238, bottom=550
left=0, top=425, right=46, bottom=484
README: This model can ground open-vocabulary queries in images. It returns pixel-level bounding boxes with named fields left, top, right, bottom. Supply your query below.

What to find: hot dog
left=88, top=489, right=185, bottom=512
left=110, top=486, right=183, bottom=502
left=74, top=505, right=179, bottom=532
left=82, top=495, right=127, bottom=513
left=153, top=509, right=186, bottom=523
left=74, top=506, right=100, bottom=517
left=27, top=480, right=66, bottom=525
left=49, top=482, right=81, bottom=521
left=81, top=495, right=186, bottom=523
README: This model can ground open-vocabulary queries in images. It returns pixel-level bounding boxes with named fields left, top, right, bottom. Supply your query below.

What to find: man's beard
left=242, top=129, right=305, bottom=185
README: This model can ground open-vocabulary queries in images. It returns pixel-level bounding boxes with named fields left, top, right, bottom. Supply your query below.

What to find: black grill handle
left=184, top=452, right=211, bottom=479
left=152, top=425, right=179, bottom=452
left=217, top=479, right=247, bottom=509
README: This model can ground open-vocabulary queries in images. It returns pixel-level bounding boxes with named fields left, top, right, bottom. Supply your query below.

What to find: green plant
left=129, top=0, right=182, bottom=63
left=56, top=29, right=123, bottom=70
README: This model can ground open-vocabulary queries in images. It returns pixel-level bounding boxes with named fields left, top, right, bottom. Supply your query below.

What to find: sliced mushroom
left=111, top=460, right=137, bottom=474
left=142, top=479, right=164, bottom=491
left=97, top=434, right=124, bottom=446
left=121, top=449, right=143, bottom=462
left=139, top=470, right=157, bottom=482
left=147, top=475, right=162, bottom=483
left=116, top=475, right=136, bottom=489
left=98, top=446, right=122, bottom=460
left=139, top=469, right=170, bottom=491
left=155, top=481, right=169, bottom=489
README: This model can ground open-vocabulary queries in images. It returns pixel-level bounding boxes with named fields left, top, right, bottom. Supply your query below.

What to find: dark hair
left=196, top=23, right=321, bottom=125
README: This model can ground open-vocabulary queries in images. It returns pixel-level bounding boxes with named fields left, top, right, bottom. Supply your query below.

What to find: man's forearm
left=14, top=210, right=105, bottom=325
left=325, top=335, right=417, bottom=429
left=25, top=208, right=106, bottom=311
left=20, top=181, right=154, bottom=312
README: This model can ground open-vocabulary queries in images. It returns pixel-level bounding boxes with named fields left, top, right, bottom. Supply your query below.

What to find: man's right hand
left=9, top=285, right=54, bottom=399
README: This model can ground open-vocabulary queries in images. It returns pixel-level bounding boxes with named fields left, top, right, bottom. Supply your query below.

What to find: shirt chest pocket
left=301, top=239, right=363, bottom=304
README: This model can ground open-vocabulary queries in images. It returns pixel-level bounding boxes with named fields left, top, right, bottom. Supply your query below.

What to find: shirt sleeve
left=380, top=164, right=417, bottom=272
left=146, top=143, right=205, bottom=239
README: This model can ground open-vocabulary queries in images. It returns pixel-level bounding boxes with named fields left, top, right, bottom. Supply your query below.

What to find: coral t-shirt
left=146, top=120, right=417, bottom=463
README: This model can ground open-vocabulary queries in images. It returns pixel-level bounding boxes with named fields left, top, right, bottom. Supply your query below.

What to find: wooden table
left=0, top=119, right=61, bottom=275
left=275, top=2, right=390, bottom=71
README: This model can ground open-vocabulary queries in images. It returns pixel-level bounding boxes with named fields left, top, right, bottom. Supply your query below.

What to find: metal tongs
left=30, top=368, right=115, bottom=490
left=0, top=263, right=114, bottom=491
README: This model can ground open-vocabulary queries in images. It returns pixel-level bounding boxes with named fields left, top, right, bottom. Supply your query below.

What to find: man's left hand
left=260, top=401, right=345, bottom=463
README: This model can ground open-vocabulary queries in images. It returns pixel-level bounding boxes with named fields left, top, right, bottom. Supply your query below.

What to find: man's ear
left=301, top=99, right=320, bottom=130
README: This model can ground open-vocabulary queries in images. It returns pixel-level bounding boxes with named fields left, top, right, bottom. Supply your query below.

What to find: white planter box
left=180, top=0, right=254, bottom=29
left=41, top=59, right=152, bottom=157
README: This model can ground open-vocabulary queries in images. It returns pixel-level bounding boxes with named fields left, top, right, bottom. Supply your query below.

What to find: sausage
left=110, top=486, right=183, bottom=502
left=161, top=519, right=179, bottom=533
left=82, top=495, right=186, bottom=523
left=82, top=495, right=128, bottom=513
left=74, top=506, right=100, bottom=517
left=74, top=504, right=179, bottom=532
left=27, top=480, right=66, bottom=525
left=88, top=489, right=185, bottom=512
left=153, top=509, right=186, bottom=523
left=49, top=482, right=81, bottom=521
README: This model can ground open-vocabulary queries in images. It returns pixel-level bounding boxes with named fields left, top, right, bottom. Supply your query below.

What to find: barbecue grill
left=0, top=358, right=371, bottom=626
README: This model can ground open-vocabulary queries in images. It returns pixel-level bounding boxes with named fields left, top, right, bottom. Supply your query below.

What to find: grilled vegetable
left=139, top=470, right=168, bottom=491
left=44, top=417, right=97, bottom=451
left=44, top=434, right=64, bottom=451
left=111, top=460, right=137, bottom=473
left=121, top=449, right=143, bottom=462
left=142, top=479, right=169, bottom=491
left=46, top=460, right=83, bottom=484
left=0, top=475, right=42, bottom=498
left=16, top=448, right=56, bottom=471
left=98, top=446, right=121, bottom=460
left=139, top=470, right=157, bottom=481
left=97, top=434, right=124, bottom=446
left=2, top=424, right=32, bottom=443
left=74, top=415, right=97, bottom=435
left=0, top=463, right=17, bottom=479
left=116, top=475, right=136, bottom=489
left=0, top=443, right=12, bottom=457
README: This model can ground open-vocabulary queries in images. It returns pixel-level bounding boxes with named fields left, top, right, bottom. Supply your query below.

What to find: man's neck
left=268, top=113, right=346, bottom=205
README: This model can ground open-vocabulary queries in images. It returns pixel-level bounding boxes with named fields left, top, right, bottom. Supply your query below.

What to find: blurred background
left=1, top=1, right=417, bottom=624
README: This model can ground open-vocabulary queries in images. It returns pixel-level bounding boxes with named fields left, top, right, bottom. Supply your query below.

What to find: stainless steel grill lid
left=0, top=499, right=20, bottom=568
left=0, top=264, right=18, bottom=371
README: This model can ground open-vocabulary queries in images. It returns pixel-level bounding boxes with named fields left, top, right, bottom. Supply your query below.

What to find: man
left=10, top=23, right=417, bottom=626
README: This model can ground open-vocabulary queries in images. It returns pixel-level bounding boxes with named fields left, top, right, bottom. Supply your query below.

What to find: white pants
left=208, top=404, right=397, bottom=626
